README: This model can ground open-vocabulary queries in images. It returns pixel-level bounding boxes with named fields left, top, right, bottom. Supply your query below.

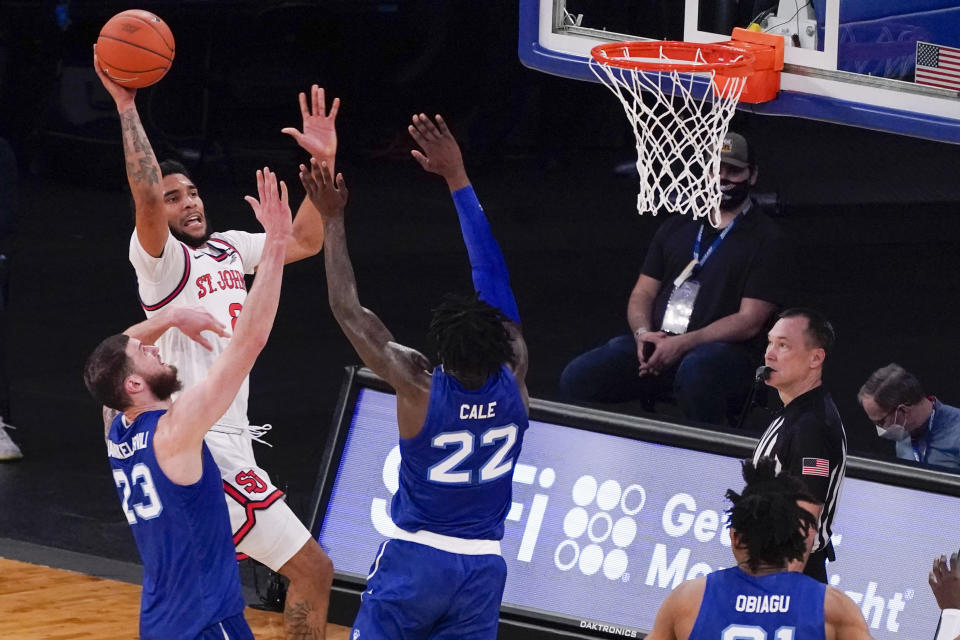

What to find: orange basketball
left=96, top=10, right=175, bottom=88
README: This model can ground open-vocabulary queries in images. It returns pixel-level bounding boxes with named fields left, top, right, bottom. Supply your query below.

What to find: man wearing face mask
left=858, top=363, right=960, bottom=470
left=560, top=132, right=793, bottom=428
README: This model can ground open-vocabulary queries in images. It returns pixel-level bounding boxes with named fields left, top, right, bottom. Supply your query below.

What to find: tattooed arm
left=93, top=47, right=168, bottom=258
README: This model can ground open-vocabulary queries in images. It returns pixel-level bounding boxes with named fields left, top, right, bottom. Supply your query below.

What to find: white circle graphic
left=563, top=507, right=589, bottom=539
left=579, top=544, right=604, bottom=575
left=383, top=445, right=401, bottom=495
left=571, top=475, right=598, bottom=506
left=611, top=516, right=637, bottom=547
left=538, top=467, right=556, bottom=489
left=603, top=549, right=629, bottom=580
left=554, top=540, right=580, bottom=571
left=596, top=479, right=622, bottom=511
left=588, top=512, right=613, bottom=543
left=620, top=484, right=647, bottom=515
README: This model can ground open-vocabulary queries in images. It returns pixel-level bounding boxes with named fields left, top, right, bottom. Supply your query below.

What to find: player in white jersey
left=95, top=49, right=333, bottom=639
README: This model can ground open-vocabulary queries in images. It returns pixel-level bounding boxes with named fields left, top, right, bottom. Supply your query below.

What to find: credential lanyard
left=673, top=217, right=740, bottom=289
left=693, top=216, right=738, bottom=267
left=913, top=407, right=935, bottom=463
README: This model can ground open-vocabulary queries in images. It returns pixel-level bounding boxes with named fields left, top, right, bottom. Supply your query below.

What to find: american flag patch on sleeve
left=802, top=458, right=830, bottom=477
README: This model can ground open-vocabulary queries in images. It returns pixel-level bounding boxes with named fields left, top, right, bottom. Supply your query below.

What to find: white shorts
left=205, top=429, right=312, bottom=572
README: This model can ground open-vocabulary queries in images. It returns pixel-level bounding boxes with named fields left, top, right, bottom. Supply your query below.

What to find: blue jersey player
left=83, top=168, right=293, bottom=640
left=300, top=113, right=528, bottom=639
left=645, top=457, right=873, bottom=640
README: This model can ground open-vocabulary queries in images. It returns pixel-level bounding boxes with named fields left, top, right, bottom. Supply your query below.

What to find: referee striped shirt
left=752, top=385, right=847, bottom=554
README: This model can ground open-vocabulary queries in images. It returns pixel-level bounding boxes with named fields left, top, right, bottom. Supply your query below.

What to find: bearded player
left=84, top=168, right=289, bottom=640
left=94, top=47, right=332, bottom=638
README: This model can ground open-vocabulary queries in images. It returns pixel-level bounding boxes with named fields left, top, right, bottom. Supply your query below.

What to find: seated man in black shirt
left=559, top=132, right=792, bottom=427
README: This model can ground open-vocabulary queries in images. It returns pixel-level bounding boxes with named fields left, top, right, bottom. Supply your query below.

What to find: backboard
left=519, top=0, right=960, bottom=143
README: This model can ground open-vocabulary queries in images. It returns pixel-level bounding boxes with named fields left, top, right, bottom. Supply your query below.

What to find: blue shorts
left=352, top=539, right=508, bottom=640
left=197, top=612, right=254, bottom=640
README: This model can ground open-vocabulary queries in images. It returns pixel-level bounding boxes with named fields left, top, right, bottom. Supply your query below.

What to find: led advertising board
left=312, top=370, right=960, bottom=638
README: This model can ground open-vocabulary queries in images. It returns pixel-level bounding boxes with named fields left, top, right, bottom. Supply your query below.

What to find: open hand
left=244, top=167, right=292, bottom=238
left=174, top=307, right=230, bottom=350
left=408, top=114, right=468, bottom=187
left=931, top=552, right=960, bottom=610
left=93, top=45, right=136, bottom=109
left=299, top=158, right=348, bottom=218
left=282, top=85, right=339, bottom=163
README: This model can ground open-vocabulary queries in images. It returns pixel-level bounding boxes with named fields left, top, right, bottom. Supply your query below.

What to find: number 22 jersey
left=391, top=364, right=529, bottom=541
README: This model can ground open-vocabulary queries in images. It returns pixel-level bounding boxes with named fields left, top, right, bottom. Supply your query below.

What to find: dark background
left=1, top=0, right=959, bottom=573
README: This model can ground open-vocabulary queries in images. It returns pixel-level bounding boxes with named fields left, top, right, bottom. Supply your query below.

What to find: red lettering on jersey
left=195, top=273, right=217, bottom=298
left=228, top=302, right=243, bottom=330
left=214, top=269, right=246, bottom=292
left=235, top=469, right=268, bottom=494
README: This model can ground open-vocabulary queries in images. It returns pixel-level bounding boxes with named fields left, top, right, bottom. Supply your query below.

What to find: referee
left=752, top=308, right=846, bottom=583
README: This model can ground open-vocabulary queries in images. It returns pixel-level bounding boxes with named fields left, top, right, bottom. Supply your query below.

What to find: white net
left=590, top=45, right=749, bottom=228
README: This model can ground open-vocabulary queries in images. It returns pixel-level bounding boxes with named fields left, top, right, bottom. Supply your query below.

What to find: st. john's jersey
left=129, top=230, right=264, bottom=430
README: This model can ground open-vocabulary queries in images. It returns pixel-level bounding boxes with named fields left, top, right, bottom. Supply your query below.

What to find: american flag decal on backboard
left=916, top=42, right=960, bottom=92
left=802, top=458, right=829, bottom=477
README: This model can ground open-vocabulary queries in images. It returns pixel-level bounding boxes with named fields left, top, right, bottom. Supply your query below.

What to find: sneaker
left=0, top=418, right=22, bottom=461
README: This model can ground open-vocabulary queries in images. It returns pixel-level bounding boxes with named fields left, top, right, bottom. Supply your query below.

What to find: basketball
left=96, top=10, right=175, bottom=88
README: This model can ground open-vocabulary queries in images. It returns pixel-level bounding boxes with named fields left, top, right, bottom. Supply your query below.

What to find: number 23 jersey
left=107, top=410, right=245, bottom=639
left=391, top=364, right=529, bottom=540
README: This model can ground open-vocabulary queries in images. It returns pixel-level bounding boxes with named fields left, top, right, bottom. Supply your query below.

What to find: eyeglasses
left=873, top=405, right=904, bottom=429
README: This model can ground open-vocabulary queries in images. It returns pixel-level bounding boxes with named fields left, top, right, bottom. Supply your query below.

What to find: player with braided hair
left=428, top=292, right=515, bottom=379
left=724, top=457, right=821, bottom=575
left=646, top=457, right=873, bottom=640
left=300, top=113, right=528, bottom=639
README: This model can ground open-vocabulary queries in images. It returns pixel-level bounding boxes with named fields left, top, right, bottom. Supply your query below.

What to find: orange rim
left=590, top=41, right=755, bottom=76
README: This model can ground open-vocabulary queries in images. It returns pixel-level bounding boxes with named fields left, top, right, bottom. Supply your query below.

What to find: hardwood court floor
left=0, top=558, right=350, bottom=640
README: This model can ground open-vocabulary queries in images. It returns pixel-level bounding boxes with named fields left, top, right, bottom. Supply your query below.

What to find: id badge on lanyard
left=661, top=219, right=737, bottom=335
left=913, top=407, right=936, bottom=462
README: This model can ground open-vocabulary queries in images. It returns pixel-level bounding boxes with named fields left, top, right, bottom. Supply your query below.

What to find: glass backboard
left=519, top=0, right=960, bottom=143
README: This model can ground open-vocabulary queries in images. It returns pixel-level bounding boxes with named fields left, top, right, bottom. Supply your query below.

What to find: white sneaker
left=0, top=418, right=22, bottom=461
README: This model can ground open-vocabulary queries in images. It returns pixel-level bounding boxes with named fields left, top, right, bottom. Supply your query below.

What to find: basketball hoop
left=590, top=30, right=783, bottom=227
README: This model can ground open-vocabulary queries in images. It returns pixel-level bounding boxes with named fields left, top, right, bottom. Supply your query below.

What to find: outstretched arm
left=93, top=46, right=167, bottom=258
left=123, top=306, right=230, bottom=351
left=408, top=114, right=527, bottom=385
left=282, top=85, right=341, bottom=264
left=301, top=161, right=431, bottom=407
left=156, top=168, right=292, bottom=483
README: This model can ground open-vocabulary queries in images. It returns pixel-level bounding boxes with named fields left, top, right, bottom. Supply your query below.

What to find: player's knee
left=315, top=546, right=333, bottom=583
